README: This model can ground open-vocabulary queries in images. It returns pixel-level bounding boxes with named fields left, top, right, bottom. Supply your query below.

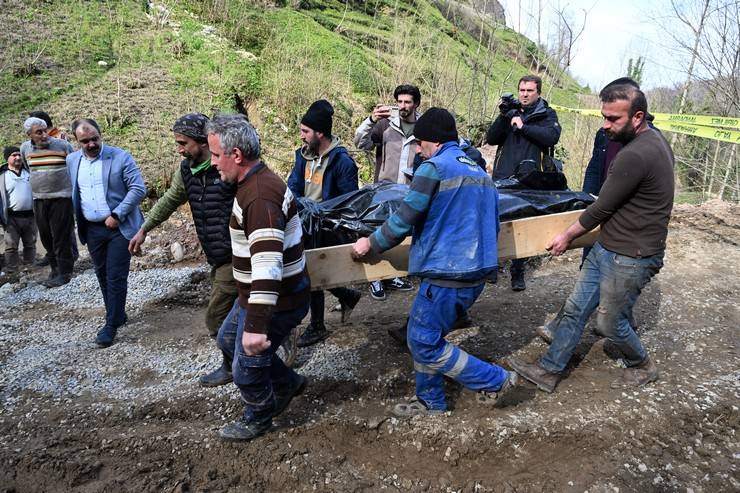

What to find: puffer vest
left=409, top=142, right=500, bottom=281
left=180, top=160, right=236, bottom=267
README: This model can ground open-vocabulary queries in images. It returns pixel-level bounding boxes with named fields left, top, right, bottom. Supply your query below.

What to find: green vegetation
left=0, top=0, right=586, bottom=186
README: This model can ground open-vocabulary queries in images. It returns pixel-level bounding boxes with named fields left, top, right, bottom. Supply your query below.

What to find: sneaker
left=369, top=281, right=386, bottom=300
left=392, top=397, right=444, bottom=418
left=475, top=371, right=519, bottom=406
left=95, top=326, right=117, bottom=348
left=339, top=289, right=362, bottom=323
left=386, top=277, right=414, bottom=291
left=219, top=418, right=272, bottom=442
left=274, top=374, right=307, bottom=418
left=296, top=322, right=328, bottom=348
left=199, top=365, right=233, bottom=387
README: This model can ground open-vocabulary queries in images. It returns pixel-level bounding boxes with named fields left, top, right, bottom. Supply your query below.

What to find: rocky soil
left=0, top=201, right=738, bottom=492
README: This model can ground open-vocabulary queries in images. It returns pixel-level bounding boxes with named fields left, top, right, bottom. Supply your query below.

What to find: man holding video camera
left=485, top=74, right=561, bottom=291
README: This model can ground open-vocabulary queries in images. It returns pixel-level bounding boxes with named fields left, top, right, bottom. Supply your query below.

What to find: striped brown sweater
left=230, top=163, right=310, bottom=334
left=20, top=137, right=74, bottom=199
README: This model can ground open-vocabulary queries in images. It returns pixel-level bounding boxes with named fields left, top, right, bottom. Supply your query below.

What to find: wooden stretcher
left=305, top=209, right=599, bottom=290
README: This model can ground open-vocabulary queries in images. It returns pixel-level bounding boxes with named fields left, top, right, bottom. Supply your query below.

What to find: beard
left=605, top=121, right=637, bottom=144
left=306, top=136, right=321, bottom=155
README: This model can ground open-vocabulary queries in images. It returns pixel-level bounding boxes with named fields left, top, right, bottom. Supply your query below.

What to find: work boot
left=278, top=325, right=300, bottom=367
left=610, top=356, right=658, bottom=389
left=43, top=273, right=71, bottom=288
left=219, top=418, right=271, bottom=442
left=339, top=289, right=362, bottom=324
left=451, top=312, right=474, bottom=330
left=274, top=374, right=307, bottom=418
left=387, top=323, right=408, bottom=347
left=95, top=326, right=118, bottom=348
left=536, top=324, right=555, bottom=344
left=199, top=364, right=233, bottom=387
left=296, top=322, right=328, bottom=348
left=507, top=356, right=561, bottom=393
left=510, top=269, right=526, bottom=291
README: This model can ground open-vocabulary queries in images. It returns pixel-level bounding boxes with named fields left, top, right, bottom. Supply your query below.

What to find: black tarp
left=298, top=182, right=595, bottom=247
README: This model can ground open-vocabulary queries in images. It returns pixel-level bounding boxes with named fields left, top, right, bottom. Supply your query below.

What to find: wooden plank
left=305, top=209, right=599, bottom=290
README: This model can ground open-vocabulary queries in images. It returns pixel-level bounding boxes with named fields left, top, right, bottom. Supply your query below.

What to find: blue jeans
left=216, top=299, right=310, bottom=426
left=86, top=222, right=131, bottom=329
left=541, top=242, right=663, bottom=372
left=407, top=281, right=508, bottom=411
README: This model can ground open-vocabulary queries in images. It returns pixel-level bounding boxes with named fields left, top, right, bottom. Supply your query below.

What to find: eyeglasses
left=78, top=136, right=100, bottom=145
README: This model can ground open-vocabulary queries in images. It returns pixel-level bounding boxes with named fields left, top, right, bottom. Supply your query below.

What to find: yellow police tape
left=549, top=104, right=740, bottom=144
left=652, top=121, right=740, bottom=144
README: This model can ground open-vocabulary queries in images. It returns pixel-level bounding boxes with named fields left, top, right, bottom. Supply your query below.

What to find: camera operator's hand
left=370, top=104, right=392, bottom=123
left=510, top=116, right=524, bottom=130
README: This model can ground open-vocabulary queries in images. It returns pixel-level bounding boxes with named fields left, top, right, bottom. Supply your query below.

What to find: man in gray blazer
left=67, top=119, right=146, bottom=347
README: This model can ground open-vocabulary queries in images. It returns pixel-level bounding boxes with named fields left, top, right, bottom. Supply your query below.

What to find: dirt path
left=1, top=202, right=738, bottom=492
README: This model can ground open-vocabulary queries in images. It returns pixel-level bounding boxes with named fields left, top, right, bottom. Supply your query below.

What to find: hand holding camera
left=371, top=104, right=399, bottom=123
left=498, top=93, right=522, bottom=120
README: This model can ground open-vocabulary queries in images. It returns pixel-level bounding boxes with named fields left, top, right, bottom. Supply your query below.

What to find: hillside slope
left=0, top=0, right=585, bottom=191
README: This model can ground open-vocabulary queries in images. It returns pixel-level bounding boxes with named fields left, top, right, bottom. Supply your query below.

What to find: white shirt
left=77, top=146, right=111, bottom=222
left=5, top=168, right=34, bottom=212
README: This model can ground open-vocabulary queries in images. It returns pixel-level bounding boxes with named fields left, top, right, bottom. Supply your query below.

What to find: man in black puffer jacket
left=486, top=74, right=561, bottom=291
left=129, top=113, right=238, bottom=387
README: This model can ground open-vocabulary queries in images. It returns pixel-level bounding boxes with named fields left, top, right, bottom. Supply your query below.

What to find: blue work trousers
left=216, top=299, right=309, bottom=426
left=541, top=241, right=663, bottom=372
left=407, top=281, right=508, bottom=411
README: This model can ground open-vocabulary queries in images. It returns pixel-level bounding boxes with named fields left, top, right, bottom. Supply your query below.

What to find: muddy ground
left=0, top=201, right=738, bottom=492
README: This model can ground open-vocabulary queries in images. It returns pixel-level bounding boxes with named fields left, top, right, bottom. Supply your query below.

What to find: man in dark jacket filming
left=486, top=74, right=561, bottom=291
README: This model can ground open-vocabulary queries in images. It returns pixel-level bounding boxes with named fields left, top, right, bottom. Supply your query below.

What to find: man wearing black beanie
left=287, top=100, right=361, bottom=349
left=1, top=145, right=37, bottom=281
left=352, top=108, right=518, bottom=417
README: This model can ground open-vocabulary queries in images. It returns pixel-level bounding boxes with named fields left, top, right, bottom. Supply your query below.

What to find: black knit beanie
left=172, top=113, right=210, bottom=143
left=3, top=146, right=20, bottom=163
left=301, top=99, right=334, bottom=136
left=413, top=107, right=458, bottom=143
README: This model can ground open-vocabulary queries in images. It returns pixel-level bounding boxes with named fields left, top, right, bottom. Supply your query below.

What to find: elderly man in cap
left=20, top=116, right=75, bottom=287
left=352, top=108, right=517, bottom=417
left=129, top=113, right=238, bottom=383
left=1, top=146, right=37, bottom=281
left=287, top=99, right=361, bottom=348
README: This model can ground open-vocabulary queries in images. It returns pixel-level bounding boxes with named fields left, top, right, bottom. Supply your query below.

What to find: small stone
left=171, top=242, right=185, bottom=262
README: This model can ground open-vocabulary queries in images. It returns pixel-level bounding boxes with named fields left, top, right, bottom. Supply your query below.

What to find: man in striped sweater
left=206, top=114, right=311, bottom=442
left=20, top=117, right=75, bottom=287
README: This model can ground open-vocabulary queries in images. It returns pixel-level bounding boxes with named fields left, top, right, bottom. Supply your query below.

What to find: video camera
left=499, top=93, right=522, bottom=119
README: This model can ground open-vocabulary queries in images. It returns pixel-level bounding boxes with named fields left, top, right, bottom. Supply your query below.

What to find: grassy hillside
left=0, top=0, right=586, bottom=192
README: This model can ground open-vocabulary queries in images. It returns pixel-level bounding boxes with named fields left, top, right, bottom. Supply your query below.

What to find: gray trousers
left=3, top=213, right=37, bottom=273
